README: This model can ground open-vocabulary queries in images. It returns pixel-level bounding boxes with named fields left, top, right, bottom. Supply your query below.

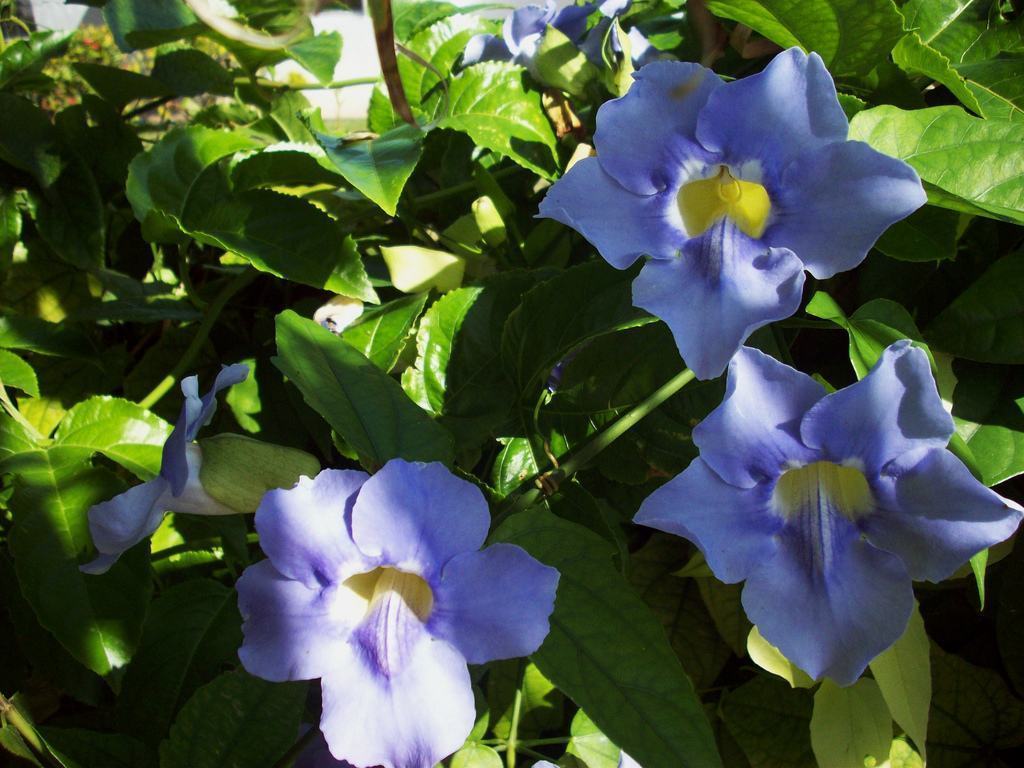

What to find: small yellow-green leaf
left=381, top=245, right=465, bottom=293
left=810, top=678, right=892, bottom=768
left=747, top=626, right=815, bottom=688
left=868, top=604, right=930, bottom=759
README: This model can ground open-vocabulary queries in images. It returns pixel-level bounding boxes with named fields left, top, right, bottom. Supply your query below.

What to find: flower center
left=344, top=566, right=434, bottom=622
left=772, top=461, right=873, bottom=522
left=676, top=165, right=771, bottom=239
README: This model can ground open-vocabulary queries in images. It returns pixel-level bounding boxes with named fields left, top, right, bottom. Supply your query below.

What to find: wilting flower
left=635, top=342, right=1022, bottom=684
left=237, top=460, right=559, bottom=768
left=313, top=295, right=364, bottom=334
left=464, top=0, right=654, bottom=72
left=82, top=364, right=249, bottom=574
left=539, top=49, right=926, bottom=379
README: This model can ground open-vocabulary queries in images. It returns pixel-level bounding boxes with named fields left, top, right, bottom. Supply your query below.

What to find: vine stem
left=505, top=664, right=524, bottom=768
left=137, top=269, right=255, bottom=411
left=495, top=366, right=696, bottom=526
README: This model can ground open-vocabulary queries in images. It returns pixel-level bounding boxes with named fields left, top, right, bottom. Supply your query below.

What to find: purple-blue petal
left=161, top=363, right=249, bottom=495
left=766, top=141, right=926, bottom=279
left=695, top=48, right=847, bottom=179
left=594, top=61, right=723, bottom=195
left=505, top=2, right=555, bottom=53
left=350, top=460, right=490, bottom=581
left=237, top=560, right=353, bottom=682
left=634, top=458, right=780, bottom=583
left=800, top=341, right=953, bottom=474
left=254, top=469, right=370, bottom=589
left=538, top=157, right=683, bottom=268
left=81, top=477, right=169, bottom=574
left=428, top=543, right=559, bottom=664
left=632, top=219, right=805, bottom=380
left=319, top=632, right=474, bottom=768
left=866, top=448, right=1023, bottom=581
left=463, top=33, right=513, bottom=66
left=694, top=346, right=825, bottom=488
left=742, top=519, right=914, bottom=685
left=551, top=3, right=595, bottom=41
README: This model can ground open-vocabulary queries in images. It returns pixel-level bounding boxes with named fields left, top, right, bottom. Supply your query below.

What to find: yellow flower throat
left=676, top=166, right=771, bottom=238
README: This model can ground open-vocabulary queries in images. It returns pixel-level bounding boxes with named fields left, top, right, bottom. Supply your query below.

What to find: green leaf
left=0, top=349, right=39, bottom=398
left=703, top=0, right=904, bottom=76
left=928, top=646, right=1024, bottom=765
left=566, top=709, right=620, bottom=768
left=53, top=396, right=171, bottom=480
left=439, top=62, right=559, bottom=179
left=273, top=310, right=454, bottom=468
left=159, top=669, right=306, bottom=768
left=848, top=105, right=1024, bottom=225
left=810, top=679, right=892, bottom=768
left=488, top=660, right=564, bottom=739
left=901, top=0, right=1024, bottom=65
left=892, top=34, right=985, bottom=116
left=874, top=206, right=960, bottom=263
left=0, top=31, right=71, bottom=91
left=313, top=124, right=424, bottom=216
left=535, top=24, right=600, bottom=96
left=126, top=126, right=260, bottom=243
left=697, top=578, right=751, bottom=657
left=952, top=360, right=1024, bottom=485
left=494, top=510, right=722, bottom=768
left=40, top=729, right=155, bottom=768
left=997, top=543, right=1024, bottom=696
left=151, top=49, right=234, bottom=96
left=746, top=626, right=815, bottom=688
left=8, top=455, right=151, bottom=676
left=629, top=535, right=732, bottom=690
left=869, top=604, right=931, bottom=759
left=404, top=271, right=542, bottom=447
left=955, top=56, right=1024, bottom=122
left=116, top=579, right=242, bottom=745
left=180, top=165, right=375, bottom=301
left=450, top=743, right=503, bottom=768
left=74, top=63, right=171, bottom=108
left=927, top=252, right=1024, bottom=364
left=0, top=315, right=97, bottom=362
left=229, top=145, right=344, bottom=191
left=490, top=436, right=541, bottom=497
left=721, top=675, right=816, bottom=768
left=381, top=245, right=465, bottom=293
left=0, top=95, right=105, bottom=270
left=341, top=292, right=428, bottom=371
left=287, top=31, right=343, bottom=84
left=502, top=261, right=647, bottom=398
left=103, top=0, right=199, bottom=51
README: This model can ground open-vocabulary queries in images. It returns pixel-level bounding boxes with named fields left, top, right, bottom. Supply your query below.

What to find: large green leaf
left=901, top=0, right=1024, bottom=65
left=926, top=252, right=1024, bottom=363
left=952, top=360, right=1024, bottom=485
left=404, top=271, right=543, bottom=447
left=439, top=62, right=559, bottom=179
left=103, top=0, right=199, bottom=51
left=273, top=310, right=454, bottom=468
left=313, top=123, right=425, bottom=216
left=117, top=579, right=242, bottom=745
left=125, top=126, right=259, bottom=243
left=955, top=57, right=1024, bottom=122
left=501, top=261, right=647, bottom=398
left=721, top=675, right=816, bottom=768
left=8, top=453, right=151, bottom=676
left=0, top=349, right=39, bottom=398
left=703, top=0, right=904, bottom=76
left=286, top=31, right=343, bottom=84
left=869, top=605, right=931, bottom=759
left=40, top=729, right=155, bottom=768
left=341, top=292, right=428, bottom=372
left=928, top=646, right=1024, bottom=766
left=494, top=510, right=722, bottom=768
left=873, top=205, right=960, bottom=262
left=848, top=105, right=1024, bottom=224
left=180, top=165, right=375, bottom=300
left=74, top=63, right=171, bottom=108
left=53, top=396, right=171, bottom=480
left=159, top=669, right=306, bottom=768
left=810, top=679, right=892, bottom=768
left=892, top=34, right=985, bottom=116
left=0, top=30, right=71, bottom=91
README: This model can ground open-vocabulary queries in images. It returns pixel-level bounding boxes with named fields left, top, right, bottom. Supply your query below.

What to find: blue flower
left=635, top=342, right=1022, bottom=684
left=236, top=459, right=559, bottom=768
left=464, top=0, right=654, bottom=72
left=81, top=364, right=249, bottom=574
left=539, top=49, right=927, bottom=379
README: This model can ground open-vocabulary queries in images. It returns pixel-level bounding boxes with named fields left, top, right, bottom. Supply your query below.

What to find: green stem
left=271, top=725, right=319, bottom=768
left=0, top=693, right=60, bottom=768
left=411, top=166, right=520, bottom=207
left=151, top=532, right=260, bottom=562
left=517, top=738, right=572, bottom=747
left=496, top=367, right=696, bottom=524
left=138, top=269, right=255, bottom=411
left=505, top=671, right=524, bottom=768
